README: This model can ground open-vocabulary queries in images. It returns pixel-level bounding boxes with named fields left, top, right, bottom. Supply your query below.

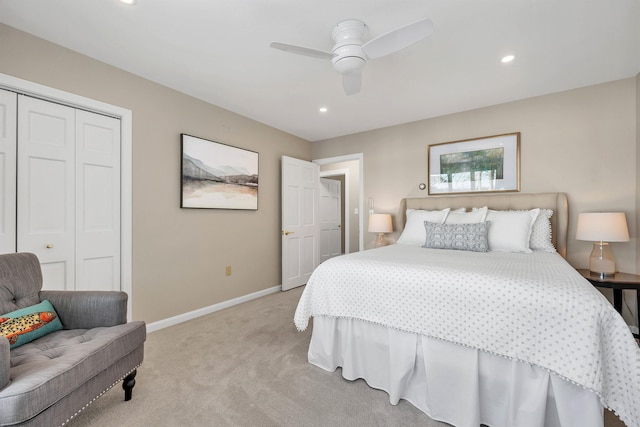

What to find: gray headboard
left=399, top=192, right=569, bottom=258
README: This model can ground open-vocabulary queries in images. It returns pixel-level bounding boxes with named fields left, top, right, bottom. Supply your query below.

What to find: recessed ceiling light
left=319, top=107, right=328, bottom=113
left=501, top=55, right=515, bottom=63
left=120, top=0, right=137, bottom=5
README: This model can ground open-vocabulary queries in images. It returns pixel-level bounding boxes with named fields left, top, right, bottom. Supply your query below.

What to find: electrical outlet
left=225, top=266, right=232, bottom=276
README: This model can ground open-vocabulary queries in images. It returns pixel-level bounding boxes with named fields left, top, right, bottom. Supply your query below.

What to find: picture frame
left=181, top=134, right=259, bottom=210
left=427, top=132, right=520, bottom=195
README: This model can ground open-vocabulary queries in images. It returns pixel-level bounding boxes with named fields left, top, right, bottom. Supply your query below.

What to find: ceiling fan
left=270, top=18, right=434, bottom=96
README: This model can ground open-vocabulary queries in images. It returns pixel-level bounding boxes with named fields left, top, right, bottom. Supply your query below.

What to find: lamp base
left=373, top=233, right=387, bottom=248
left=589, top=242, right=616, bottom=278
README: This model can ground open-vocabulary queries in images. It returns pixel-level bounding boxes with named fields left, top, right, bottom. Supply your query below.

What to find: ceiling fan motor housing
left=331, top=19, right=368, bottom=75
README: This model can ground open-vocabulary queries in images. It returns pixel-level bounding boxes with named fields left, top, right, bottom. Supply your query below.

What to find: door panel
left=75, top=110, right=121, bottom=291
left=281, top=156, right=319, bottom=291
left=40, top=262, right=68, bottom=291
left=319, top=178, right=342, bottom=263
left=0, top=89, right=17, bottom=254
left=81, top=256, right=115, bottom=291
left=17, top=95, right=75, bottom=290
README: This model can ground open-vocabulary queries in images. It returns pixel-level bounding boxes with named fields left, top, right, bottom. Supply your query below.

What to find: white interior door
left=17, top=95, right=75, bottom=290
left=281, top=156, right=319, bottom=291
left=0, top=89, right=17, bottom=254
left=75, top=110, right=121, bottom=291
left=319, top=177, right=341, bottom=263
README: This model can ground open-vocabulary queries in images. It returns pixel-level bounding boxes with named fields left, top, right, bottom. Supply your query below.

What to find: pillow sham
left=398, top=208, right=450, bottom=246
left=445, top=206, right=488, bottom=224
left=423, top=221, right=489, bottom=252
left=484, top=208, right=540, bottom=253
left=529, top=208, right=556, bottom=252
left=1, top=299, right=63, bottom=349
left=474, top=207, right=556, bottom=253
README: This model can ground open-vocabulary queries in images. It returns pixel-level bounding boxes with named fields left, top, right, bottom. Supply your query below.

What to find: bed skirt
left=308, top=316, right=604, bottom=427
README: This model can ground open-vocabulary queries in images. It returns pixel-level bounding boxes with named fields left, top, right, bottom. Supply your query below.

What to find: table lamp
left=368, top=213, right=393, bottom=248
left=576, top=212, right=630, bottom=278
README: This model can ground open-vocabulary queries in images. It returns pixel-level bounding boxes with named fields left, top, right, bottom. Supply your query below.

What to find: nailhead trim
left=58, top=364, right=142, bottom=427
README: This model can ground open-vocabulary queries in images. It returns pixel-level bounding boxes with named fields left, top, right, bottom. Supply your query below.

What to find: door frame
left=0, top=73, right=133, bottom=319
left=314, top=153, right=364, bottom=252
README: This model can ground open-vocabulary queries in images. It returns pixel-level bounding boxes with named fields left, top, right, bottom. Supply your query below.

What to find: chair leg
left=122, top=369, right=137, bottom=401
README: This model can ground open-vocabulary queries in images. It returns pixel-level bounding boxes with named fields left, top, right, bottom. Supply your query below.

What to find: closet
left=0, top=88, right=121, bottom=292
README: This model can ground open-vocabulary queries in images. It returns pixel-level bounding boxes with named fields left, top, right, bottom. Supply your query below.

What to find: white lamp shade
left=576, top=212, right=630, bottom=242
left=368, top=214, right=393, bottom=233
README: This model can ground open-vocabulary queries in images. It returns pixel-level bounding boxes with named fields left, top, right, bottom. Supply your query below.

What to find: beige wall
left=312, top=78, right=637, bottom=272
left=0, top=24, right=311, bottom=323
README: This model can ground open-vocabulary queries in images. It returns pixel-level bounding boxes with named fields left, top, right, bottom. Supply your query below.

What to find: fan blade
left=270, top=42, right=334, bottom=60
left=361, top=18, right=434, bottom=59
left=342, top=73, right=361, bottom=96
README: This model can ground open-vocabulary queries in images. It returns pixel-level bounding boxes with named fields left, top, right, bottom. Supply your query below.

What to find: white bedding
left=309, top=317, right=603, bottom=427
left=294, top=244, right=640, bottom=427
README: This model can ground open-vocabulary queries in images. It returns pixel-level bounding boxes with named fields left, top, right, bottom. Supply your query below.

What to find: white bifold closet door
left=2, top=90, right=121, bottom=291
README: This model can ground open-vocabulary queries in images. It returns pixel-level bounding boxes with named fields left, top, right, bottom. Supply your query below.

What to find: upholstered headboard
left=399, top=192, right=569, bottom=258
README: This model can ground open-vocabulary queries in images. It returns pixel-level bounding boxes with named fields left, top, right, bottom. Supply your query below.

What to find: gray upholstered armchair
left=0, top=253, right=146, bottom=426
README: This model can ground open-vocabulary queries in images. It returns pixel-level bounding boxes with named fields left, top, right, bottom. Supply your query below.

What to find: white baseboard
left=146, top=285, right=282, bottom=333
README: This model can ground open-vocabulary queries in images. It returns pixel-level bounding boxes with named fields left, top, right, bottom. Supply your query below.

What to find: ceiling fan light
left=332, top=56, right=366, bottom=75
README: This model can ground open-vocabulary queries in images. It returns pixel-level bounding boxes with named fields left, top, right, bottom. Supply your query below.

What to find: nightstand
left=577, top=269, right=640, bottom=339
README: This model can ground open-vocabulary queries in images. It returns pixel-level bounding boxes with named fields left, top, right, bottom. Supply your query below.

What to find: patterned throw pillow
left=0, top=300, right=63, bottom=349
left=423, top=221, right=489, bottom=252
left=529, top=208, right=556, bottom=252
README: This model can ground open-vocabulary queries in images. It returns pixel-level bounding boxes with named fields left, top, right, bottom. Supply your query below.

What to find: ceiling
left=1, top=0, right=639, bottom=142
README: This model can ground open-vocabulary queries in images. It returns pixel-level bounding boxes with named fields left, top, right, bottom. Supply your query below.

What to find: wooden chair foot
left=122, top=369, right=137, bottom=401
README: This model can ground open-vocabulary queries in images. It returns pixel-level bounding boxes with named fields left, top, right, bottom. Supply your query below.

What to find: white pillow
left=485, top=208, right=540, bottom=253
left=530, top=208, right=556, bottom=253
left=445, top=206, right=488, bottom=224
left=398, top=208, right=450, bottom=246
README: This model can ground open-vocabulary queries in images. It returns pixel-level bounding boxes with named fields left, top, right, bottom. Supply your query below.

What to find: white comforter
left=294, top=244, right=640, bottom=427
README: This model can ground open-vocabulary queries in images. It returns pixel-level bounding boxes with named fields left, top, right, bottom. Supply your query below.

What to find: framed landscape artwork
left=427, top=132, right=520, bottom=195
left=181, top=134, right=259, bottom=210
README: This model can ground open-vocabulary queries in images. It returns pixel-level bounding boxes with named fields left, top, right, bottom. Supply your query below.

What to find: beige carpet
left=68, top=287, right=626, bottom=427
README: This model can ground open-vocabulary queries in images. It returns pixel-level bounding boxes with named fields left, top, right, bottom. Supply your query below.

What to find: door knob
left=282, top=230, right=294, bottom=236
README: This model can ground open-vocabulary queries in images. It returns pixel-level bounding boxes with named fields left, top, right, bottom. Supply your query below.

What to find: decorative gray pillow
left=423, top=221, right=489, bottom=252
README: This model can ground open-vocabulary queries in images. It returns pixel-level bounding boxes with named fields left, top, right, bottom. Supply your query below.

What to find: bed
left=294, top=193, right=640, bottom=427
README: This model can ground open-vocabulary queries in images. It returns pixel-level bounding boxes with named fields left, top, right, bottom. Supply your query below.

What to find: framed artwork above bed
left=428, top=132, right=520, bottom=195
